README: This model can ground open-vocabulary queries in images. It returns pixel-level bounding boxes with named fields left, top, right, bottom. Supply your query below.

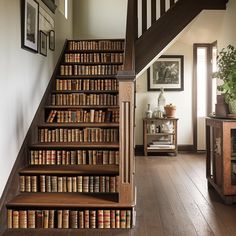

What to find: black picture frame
left=39, top=30, right=47, bottom=56
left=49, top=30, right=55, bottom=51
left=148, top=55, right=184, bottom=91
left=41, top=0, right=57, bottom=13
left=21, top=0, right=39, bottom=53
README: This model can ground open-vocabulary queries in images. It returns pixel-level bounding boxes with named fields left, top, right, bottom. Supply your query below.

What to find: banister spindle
left=170, top=0, right=175, bottom=7
left=160, top=0, right=166, bottom=16
left=142, top=0, right=147, bottom=33
left=151, top=0, right=156, bottom=24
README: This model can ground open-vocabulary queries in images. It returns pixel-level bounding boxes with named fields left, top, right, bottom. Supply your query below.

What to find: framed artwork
left=21, top=0, right=39, bottom=53
left=148, top=55, right=184, bottom=91
left=39, top=30, right=47, bottom=56
left=49, top=30, right=55, bottom=51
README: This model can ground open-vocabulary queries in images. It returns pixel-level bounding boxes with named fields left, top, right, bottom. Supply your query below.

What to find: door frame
left=193, top=42, right=216, bottom=151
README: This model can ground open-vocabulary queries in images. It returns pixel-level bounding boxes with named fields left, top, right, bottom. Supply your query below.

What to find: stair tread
left=30, top=143, right=119, bottom=148
left=19, top=165, right=119, bottom=175
left=7, top=193, right=134, bottom=208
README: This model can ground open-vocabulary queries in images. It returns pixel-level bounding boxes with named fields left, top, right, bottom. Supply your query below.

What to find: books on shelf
left=8, top=209, right=132, bottom=229
left=68, top=40, right=124, bottom=51
left=147, top=144, right=175, bottom=149
left=56, top=79, right=119, bottom=91
left=46, top=109, right=119, bottom=123
left=65, top=52, right=123, bottom=63
left=51, top=93, right=119, bottom=106
left=30, top=149, right=119, bottom=165
left=20, top=175, right=119, bottom=193
left=60, top=64, right=123, bottom=76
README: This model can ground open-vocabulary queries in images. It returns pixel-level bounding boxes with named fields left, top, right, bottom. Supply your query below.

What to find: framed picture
left=49, top=30, right=55, bottom=51
left=148, top=55, right=184, bottom=91
left=39, top=31, right=47, bottom=56
left=21, top=0, right=39, bottom=53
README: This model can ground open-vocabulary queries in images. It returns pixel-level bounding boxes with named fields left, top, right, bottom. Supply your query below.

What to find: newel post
left=116, top=71, right=136, bottom=205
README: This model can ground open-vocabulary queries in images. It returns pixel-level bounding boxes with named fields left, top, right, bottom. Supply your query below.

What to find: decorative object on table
left=145, top=104, right=153, bottom=118
left=213, top=45, right=236, bottom=114
left=49, top=30, right=55, bottom=51
left=39, top=30, right=47, bottom=56
left=147, top=55, right=184, bottom=91
left=157, top=88, right=166, bottom=117
left=215, top=95, right=229, bottom=117
left=21, top=0, right=39, bottom=53
left=164, top=104, right=176, bottom=118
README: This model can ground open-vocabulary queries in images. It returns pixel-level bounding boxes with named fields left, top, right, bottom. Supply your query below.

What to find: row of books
left=30, top=149, right=119, bottom=165
left=46, top=109, right=119, bottom=123
left=38, top=128, right=119, bottom=143
left=20, top=175, right=119, bottom=193
left=60, top=65, right=123, bottom=76
left=55, top=78, right=119, bottom=91
left=8, top=209, right=131, bottom=229
left=51, top=93, right=118, bottom=106
left=67, top=40, right=125, bottom=51
left=65, top=53, right=123, bottom=63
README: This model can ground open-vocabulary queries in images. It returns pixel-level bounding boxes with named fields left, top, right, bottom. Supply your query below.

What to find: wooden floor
left=3, top=153, right=236, bottom=236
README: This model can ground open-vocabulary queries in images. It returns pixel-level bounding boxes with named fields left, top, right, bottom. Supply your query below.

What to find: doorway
left=193, top=42, right=217, bottom=151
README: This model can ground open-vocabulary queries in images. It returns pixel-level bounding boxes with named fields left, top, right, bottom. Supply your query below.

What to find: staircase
left=0, top=0, right=229, bottom=233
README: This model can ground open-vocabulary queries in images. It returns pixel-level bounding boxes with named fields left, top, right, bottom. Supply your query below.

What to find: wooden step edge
left=38, top=123, right=119, bottom=128
left=44, top=105, right=120, bottom=109
left=19, top=165, right=119, bottom=175
left=6, top=193, right=135, bottom=209
left=30, top=143, right=120, bottom=149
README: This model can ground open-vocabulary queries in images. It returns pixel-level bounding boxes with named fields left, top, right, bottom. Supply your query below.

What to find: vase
left=145, top=104, right=153, bottom=118
left=158, top=88, right=166, bottom=115
left=228, top=99, right=236, bottom=114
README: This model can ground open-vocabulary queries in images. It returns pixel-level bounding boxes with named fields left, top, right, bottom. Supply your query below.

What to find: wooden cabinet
left=143, top=118, right=178, bottom=156
left=206, top=117, right=236, bottom=204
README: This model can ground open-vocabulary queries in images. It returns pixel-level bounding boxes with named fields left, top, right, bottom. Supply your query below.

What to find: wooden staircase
left=0, top=0, right=229, bottom=233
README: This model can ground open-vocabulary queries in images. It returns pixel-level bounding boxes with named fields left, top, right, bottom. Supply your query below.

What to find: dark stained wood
left=38, top=123, right=119, bottom=128
left=0, top=40, right=68, bottom=234
left=30, top=143, right=119, bottom=149
left=142, top=0, right=147, bottom=33
left=44, top=105, right=120, bottom=109
left=6, top=193, right=132, bottom=208
left=3, top=154, right=236, bottom=235
left=19, top=165, right=119, bottom=175
left=151, top=0, right=156, bottom=24
left=135, top=0, right=228, bottom=74
left=160, top=0, right=166, bottom=16
left=170, top=0, right=175, bottom=7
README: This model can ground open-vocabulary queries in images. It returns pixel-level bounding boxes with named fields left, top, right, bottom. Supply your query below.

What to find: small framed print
left=21, top=0, right=39, bottom=53
left=39, top=30, right=47, bottom=56
left=49, top=30, right=55, bottom=51
left=148, top=55, right=184, bottom=91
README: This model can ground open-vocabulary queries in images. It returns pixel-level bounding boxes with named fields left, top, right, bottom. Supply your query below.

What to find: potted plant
left=214, top=44, right=236, bottom=114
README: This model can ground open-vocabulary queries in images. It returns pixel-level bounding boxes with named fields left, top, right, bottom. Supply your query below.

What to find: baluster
left=151, top=0, right=156, bottom=24
left=142, top=0, right=147, bottom=33
left=170, top=0, right=175, bottom=7
left=160, top=0, right=165, bottom=16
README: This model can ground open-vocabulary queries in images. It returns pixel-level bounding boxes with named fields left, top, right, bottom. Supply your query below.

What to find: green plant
left=214, top=44, right=236, bottom=103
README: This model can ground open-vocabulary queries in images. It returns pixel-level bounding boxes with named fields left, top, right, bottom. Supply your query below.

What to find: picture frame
left=148, top=55, right=184, bottom=91
left=39, top=30, right=47, bottom=56
left=49, top=30, right=55, bottom=51
left=21, top=0, right=39, bottom=53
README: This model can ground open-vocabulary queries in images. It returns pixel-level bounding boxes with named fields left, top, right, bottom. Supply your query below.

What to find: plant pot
left=228, top=99, right=236, bottom=114
left=164, top=106, right=176, bottom=118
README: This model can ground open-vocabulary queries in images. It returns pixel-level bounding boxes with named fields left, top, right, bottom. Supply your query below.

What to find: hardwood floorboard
left=3, top=154, right=236, bottom=236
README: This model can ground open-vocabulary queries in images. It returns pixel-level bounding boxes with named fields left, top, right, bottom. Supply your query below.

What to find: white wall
left=73, top=0, right=127, bottom=39
left=0, top=0, right=73, bottom=197
left=135, top=10, right=226, bottom=146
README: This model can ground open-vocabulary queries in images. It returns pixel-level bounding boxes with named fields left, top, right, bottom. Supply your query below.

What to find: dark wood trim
left=193, top=44, right=198, bottom=152
left=151, top=0, right=156, bottom=24
left=160, top=0, right=166, bottom=16
left=41, top=0, right=57, bottom=13
left=170, top=0, right=175, bottom=7
left=135, top=0, right=227, bottom=74
left=142, top=0, right=147, bottom=33
left=0, top=40, right=68, bottom=233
